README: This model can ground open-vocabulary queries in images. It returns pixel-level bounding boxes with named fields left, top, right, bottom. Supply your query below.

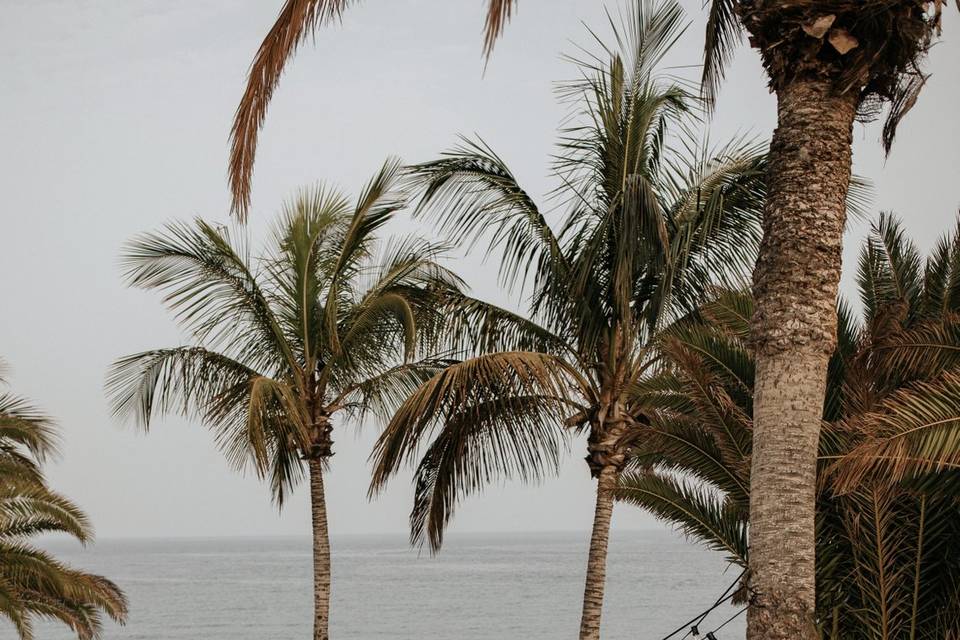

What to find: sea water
left=34, top=530, right=745, bottom=639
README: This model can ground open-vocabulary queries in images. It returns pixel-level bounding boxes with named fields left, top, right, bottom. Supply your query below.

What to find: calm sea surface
left=36, top=530, right=745, bottom=639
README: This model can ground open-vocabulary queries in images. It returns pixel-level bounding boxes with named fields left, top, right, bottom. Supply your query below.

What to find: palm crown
left=0, top=361, right=127, bottom=640
left=107, top=159, right=466, bottom=501
left=617, top=213, right=960, bottom=637
left=371, top=0, right=766, bottom=558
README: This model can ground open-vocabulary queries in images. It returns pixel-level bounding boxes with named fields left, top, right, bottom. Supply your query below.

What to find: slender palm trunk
left=579, top=464, right=618, bottom=640
left=747, top=77, right=858, bottom=640
left=308, top=457, right=331, bottom=640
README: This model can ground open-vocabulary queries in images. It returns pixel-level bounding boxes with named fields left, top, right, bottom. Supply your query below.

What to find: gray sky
left=1, top=1, right=957, bottom=540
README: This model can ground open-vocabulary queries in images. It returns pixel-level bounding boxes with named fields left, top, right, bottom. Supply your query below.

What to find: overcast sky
left=1, top=1, right=957, bottom=540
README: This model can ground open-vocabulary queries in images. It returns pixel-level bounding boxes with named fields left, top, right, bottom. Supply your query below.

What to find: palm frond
left=616, top=470, right=747, bottom=563
left=407, top=137, right=567, bottom=291
left=121, top=219, right=296, bottom=374
left=405, top=393, right=568, bottom=550
left=701, top=0, right=742, bottom=109
left=832, top=371, right=960, bottom=491
left=482, top=0, right=518, bottom=58
left=369, top=348, right=591, bottom=550
left=106, top=347, right=309, bottom=491
left=0, top=368, right=128, bottom=639
left=229, top=0, right=357, bottom=218
left=324, top=158, right=406, bottom=355
left=0, top=394, right=59, bottom=466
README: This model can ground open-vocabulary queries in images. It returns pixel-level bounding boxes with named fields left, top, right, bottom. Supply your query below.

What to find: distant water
left=35, top=530, right=745, bottom=639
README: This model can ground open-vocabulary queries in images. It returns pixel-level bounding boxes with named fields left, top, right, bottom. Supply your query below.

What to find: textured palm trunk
left=308, top=457, right=331, bottom=640
left=578, top=464, right=618, bottom=640
left=747, top=78, right=858, bottom=640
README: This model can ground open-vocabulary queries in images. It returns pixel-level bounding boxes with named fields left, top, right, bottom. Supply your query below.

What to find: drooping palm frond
left=0, top=541, right=127, bottom=640
left=700, top=0, right=741, bottom=109
left=369, top=350, right=592, bottom=551
left=229, top=0, right=519, bottom=218
left=120, top=218, right=296, bottom=375
left=616, top=470, right=747, bottom=563
left=0, top=483, right=91, bottom=543
left=370, top=351, right=588, bottom=492
left=0, top=393, right=59, bottom=470
left=405, top=392, right=569, bottom=550
left=105, top=346, right=309, bottom=492
left=229, top=0, right=357, bottom=218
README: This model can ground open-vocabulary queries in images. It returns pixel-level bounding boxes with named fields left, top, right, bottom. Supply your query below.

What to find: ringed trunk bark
left=747, top=78, right=858, bottom=640
left=578, top=464, right=619, bottom=640
left=308, top=457, right=332, bottom=640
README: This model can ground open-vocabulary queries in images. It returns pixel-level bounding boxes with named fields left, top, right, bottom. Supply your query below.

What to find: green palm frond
left=857, top=213, right=924, bottom=327
left=0, top=393, right=59, bottom=467
left=616, top=470, right=747, bottom=563
left=324, top=158, right=406, bottom=355
left=406, top=393, right=569, bottom=551
left=439, top=293, right=572, bottom=357
left=336, top=359, right=451, bottom=425
left=121, top=219, right=296, bottom=374
left=921, top=218, right=960, bottom=316
left=0, top=364, right=128, bottom=639
left=0, top=483, right=91, bottom=543
left=0, top=541, right=127, bottom=640
left=701, top=0, right=741, bottom=109
left=370, top=351, right=588, bottom=502
left=628, top=418, right=750, bottom=503
left=267, top=184, right=353, bottom=362
left=407, top=137, right=568, bottom=292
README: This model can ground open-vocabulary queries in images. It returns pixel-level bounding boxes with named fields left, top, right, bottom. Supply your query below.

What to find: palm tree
left=106, top=160, right=465, bottom=640
left=696, top=4, right=953, bottom=636
left=617, top=213, right=960, bottom=638
left=0, top=360, right=127, bottom=640
left=368, top=4, right=767, bottom=638
left=228, top=3, right=954, bottom=636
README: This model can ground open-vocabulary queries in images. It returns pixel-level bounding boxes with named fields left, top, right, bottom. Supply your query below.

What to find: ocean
left=35, top=530, right=745, bottom=639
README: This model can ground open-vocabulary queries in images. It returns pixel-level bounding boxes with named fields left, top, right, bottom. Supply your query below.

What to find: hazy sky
left=1, top=1, right=957, bottom=540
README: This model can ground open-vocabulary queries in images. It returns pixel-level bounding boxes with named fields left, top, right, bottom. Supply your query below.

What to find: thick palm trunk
left=579, top=464, right=618, bottom=640
left=308, top=457, right=331, bottom=640
left=747, top=78, right=858, bottom=639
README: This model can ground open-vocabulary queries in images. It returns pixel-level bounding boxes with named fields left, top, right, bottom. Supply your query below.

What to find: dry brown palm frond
left=230, top=0, right=518, bottom=218
left=483, top=0, right=518, bottom=58
left=230, top=0, right=355, bottom=219
left=830, top=371, right=960, bottom=493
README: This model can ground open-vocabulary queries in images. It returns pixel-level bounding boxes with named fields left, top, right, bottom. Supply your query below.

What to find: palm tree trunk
left=579, top=464, right=618, bottom=640
left=309, top=457, right=331, bottom=640
left=747, top=77, right=858, bottom=640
